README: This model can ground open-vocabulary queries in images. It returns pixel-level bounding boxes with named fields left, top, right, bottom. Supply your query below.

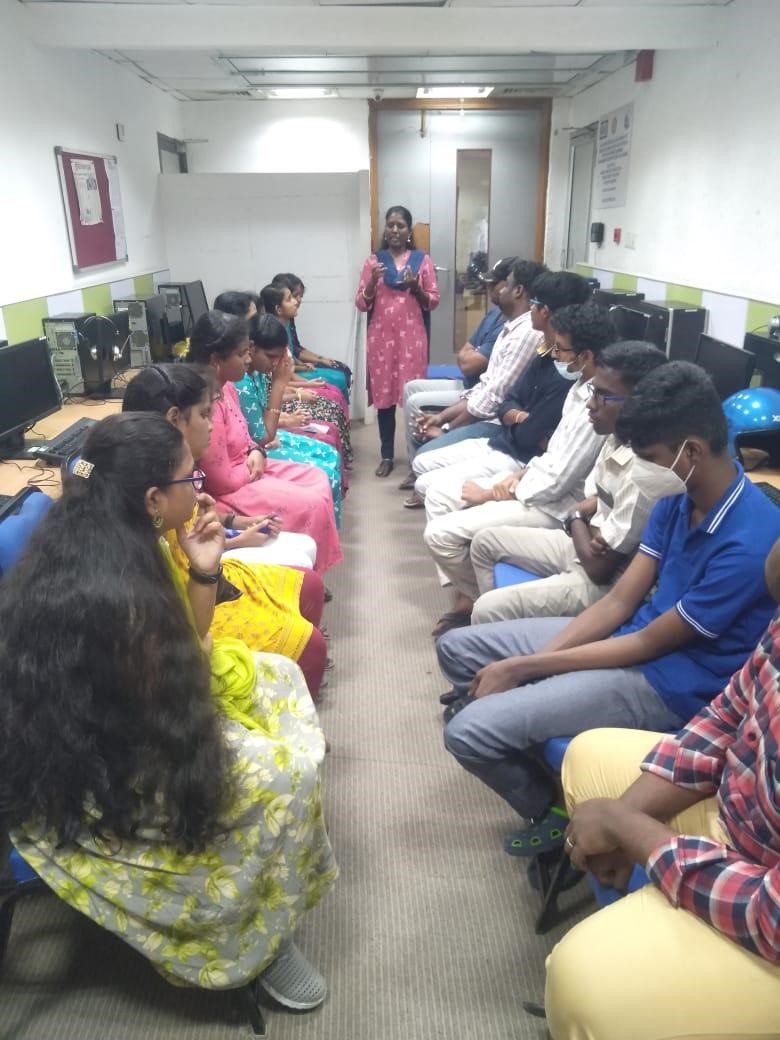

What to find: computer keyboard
left=754, top=481, right=780, bottom=509
left=27, top=417, right=98, bottom=464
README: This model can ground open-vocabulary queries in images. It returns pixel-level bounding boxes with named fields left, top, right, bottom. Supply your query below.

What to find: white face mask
left=554, top=358, right=581, bottom=382
left=632, top=441, right=696, bottom=499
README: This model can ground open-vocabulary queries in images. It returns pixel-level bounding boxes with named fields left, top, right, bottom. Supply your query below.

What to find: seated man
left=405, top=260, right=552, bottom=479
left=438, top=362, right=780, bottom=857
left=399, top=256, right=517, bottom=487
left=424, top=302, right=614, bottom=634
left=546, top=540, right=780, bottom=1037
left=470, top=340, right=668, bottom=624
left=411, top=270, right=590, bottom=483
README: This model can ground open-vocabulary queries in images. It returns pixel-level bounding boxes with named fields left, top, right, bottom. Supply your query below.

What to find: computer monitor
left=158, top=280, right=209, bottom=347
left=610, top=305, right=651, bottom=342
left=695, top=334, right=757, bottom=401
left=0, top=338, right=62, bottom=458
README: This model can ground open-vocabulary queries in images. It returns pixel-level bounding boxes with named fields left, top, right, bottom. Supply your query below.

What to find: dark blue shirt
left=462, top=306, right=506, bottom=389
left=615, top=466, right=780, bottom=721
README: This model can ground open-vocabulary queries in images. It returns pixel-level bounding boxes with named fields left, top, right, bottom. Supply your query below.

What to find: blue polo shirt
left=462, top=306, right=507, bottom=389
left=614, top=465, right=780, bottom=721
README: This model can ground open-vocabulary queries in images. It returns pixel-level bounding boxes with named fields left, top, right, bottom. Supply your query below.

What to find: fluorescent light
left=416, top=86, right=494, bottom=100
left=264, top=88, right=336, bottom=100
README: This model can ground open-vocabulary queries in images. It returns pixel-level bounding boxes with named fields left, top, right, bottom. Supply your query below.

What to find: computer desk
left=0, top=399, right=123, bottom=497
left=1, top=402, right=780, bottom=498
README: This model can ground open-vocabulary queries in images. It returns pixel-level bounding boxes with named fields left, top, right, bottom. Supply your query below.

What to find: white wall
left=182, top=99, right=370, bottom=174
left=159, top=171, right=369, bottom=411
left=0, top=0, right=181, bottom=307
left=546, top=4, right=780, bottom=302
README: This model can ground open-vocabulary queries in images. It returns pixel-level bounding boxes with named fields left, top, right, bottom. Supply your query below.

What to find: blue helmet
left=723, top=387, right=780, bottom=459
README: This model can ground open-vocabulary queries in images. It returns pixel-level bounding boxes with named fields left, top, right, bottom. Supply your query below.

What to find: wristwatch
left=563, top=510, right=586, bottom=537
left=441, top=422, right=451, bottom=433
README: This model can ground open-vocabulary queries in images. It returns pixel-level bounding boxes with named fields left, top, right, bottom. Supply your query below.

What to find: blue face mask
left=554, top=358, right=581, bottom=382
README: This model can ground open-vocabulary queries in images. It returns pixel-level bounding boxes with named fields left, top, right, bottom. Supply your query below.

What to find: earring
left=406, top=237, right=412, bottom=246
left=152, top=514, right=163, bottom=529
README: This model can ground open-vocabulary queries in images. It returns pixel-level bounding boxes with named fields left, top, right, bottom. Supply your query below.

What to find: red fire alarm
left=636, top=50, right=655, bottom=83
left=613, top=227, right=622, bottom=245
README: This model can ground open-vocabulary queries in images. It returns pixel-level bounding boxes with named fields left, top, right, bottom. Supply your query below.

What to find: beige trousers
left=545, top=729, right=780, bottom=1040
left=470, top=525, right=609, bottom=622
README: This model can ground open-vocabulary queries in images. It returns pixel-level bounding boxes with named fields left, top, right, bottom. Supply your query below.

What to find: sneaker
left=258, top=940, right=327, bottom=1011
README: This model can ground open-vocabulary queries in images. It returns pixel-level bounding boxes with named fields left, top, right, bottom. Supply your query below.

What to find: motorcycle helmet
left=723, top=386, right=780, bottom=465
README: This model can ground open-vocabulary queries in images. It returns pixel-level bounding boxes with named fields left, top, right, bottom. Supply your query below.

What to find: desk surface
left=3, top=402, right=780, bottom=498
left=0, top=400, right=122, bottom=497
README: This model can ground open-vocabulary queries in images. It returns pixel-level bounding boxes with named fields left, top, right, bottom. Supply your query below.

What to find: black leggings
left=377, top=406, right=396, bottom=460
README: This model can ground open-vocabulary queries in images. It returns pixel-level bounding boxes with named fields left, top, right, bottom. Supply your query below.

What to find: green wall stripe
left=612, top=272, right=638, bottom=291
left=665, top=283, right=703, bottom=307
left=3, top=297, right=49, bottom=344
left=133, top=273, right=155, bottom=297
left=82, top=283, right=113, bottom=317
left=745, top=299, right=780, bottom=337
left=574, top=264, right=594, bottom=277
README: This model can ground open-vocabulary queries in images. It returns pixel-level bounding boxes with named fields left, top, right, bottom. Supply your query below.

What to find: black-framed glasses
left=551, top=341, right=577, bottom=357
left=587, top=381, right=627, bottom=404
left=163, top=469, right=205, bottom=491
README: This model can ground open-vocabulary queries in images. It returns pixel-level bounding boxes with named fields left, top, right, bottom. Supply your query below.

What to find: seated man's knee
left=545, top=924, right=615, bottom=1040
left=471, top=589, right=515, bottom=624
left=442, top=709, right=479, bottom=763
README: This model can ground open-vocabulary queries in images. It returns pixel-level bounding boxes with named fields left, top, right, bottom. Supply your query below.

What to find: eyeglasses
left=587, top=382, right=627, bottom=404
left=530, top=298, right=545, bottom=308
left=163, top=469, right=205, bottom=491
left=551, top=342, right=577, bottom=357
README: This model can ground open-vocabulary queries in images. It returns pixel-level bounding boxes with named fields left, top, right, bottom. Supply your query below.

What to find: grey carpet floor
left=1, top=423, right=593, bottom=1040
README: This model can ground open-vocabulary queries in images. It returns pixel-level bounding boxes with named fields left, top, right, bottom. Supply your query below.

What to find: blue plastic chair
left=426, top=364, right=462, bottom=381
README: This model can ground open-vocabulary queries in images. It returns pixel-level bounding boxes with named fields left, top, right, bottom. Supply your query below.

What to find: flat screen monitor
left=695, top=334, right=757, bottom=401
left=610, top=305, right=651, bottom=342
left=158, top=281, right=209, bottom=347
left=0, top=338, right=62, bottom=457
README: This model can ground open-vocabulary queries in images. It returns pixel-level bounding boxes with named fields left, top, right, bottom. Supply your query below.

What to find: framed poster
left=55, top=147, right=128, bottom=271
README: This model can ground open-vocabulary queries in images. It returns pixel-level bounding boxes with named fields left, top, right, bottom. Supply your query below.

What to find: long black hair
left=248, top=313, right=289, bottom=351
left=0, top=412, right=232, bottom=850
left=188, top=310, right=248, bottom=364
left=122, top=363, right=210, bottom=415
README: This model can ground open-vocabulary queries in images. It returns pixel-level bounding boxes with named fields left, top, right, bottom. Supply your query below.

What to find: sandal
left=398, top=471, right=417, bottom=491
left=503, top=806, right=569, bottom=857
left=403, top=493, right=424, bottom=509
left=431, top=611, right=472, bottom=638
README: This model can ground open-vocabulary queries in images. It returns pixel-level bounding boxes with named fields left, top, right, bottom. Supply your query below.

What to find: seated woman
left=237, top=314, right=344, bottom=524
left=259, top=285, right=349, bottom=415
left=187, top=310, right=342, bottom=575
left=216, top=290, right=353, bottom=466
left=271, top=272, right=352, bottom=400
left=1, top=412, right=337, bottom=1005
left=123, top=364, right=328, bottom=698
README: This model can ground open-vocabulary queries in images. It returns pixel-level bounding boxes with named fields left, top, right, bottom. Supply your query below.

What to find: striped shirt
left=515, top=376, right=606, bottom=521
left=641, top=616, right=780, bottom=963
left=584, top=435, right=656, bottom=555
left=463, top=311, right=544, bottom=420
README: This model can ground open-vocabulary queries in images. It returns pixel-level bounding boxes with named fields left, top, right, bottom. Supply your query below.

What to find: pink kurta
left=199, top=382, right=342, bottom=574
left=355, top=252, right=440, bottom=409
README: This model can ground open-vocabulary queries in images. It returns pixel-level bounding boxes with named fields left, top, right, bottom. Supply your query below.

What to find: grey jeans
left=438, top=617, right=685, bottom=820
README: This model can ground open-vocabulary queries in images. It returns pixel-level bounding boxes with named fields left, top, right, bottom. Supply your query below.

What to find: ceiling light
left=416, top=87, right=494, bottom=100
left=264, top=88, right=336, bottom=100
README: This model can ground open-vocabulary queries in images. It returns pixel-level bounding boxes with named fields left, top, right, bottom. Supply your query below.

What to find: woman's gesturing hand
left=178, top=493, right=224, bottom=575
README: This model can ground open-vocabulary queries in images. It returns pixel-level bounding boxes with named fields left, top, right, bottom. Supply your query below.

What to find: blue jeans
left=438, top=617, right=685, bottom=819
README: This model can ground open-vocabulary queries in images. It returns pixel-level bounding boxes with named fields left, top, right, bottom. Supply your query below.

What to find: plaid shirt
left=641, top=614, right=780, bottom=963
left=462, top=311, right=544, bottom=419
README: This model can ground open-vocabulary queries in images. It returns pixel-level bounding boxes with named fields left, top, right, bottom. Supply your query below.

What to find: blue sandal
left=503, top=806, right=569, bottom=857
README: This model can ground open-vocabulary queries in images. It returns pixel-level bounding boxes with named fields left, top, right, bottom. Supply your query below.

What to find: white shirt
left=463, top=311, right=544, bottom=420
left=516, top=376, right=605, bottom=521
left=584, top=435, right=656, bottom=554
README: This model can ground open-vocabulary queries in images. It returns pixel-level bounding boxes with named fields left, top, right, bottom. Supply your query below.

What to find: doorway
left=371, top=100, right=550, bottom=363
left=563, top=128, right=596, bottom=269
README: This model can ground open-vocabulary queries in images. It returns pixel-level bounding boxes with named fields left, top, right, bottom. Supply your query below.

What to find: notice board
left=55, top=147, right=128, bottom=271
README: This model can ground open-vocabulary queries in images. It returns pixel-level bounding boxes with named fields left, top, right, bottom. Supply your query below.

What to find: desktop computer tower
left=592, top=289, right=646, bottom=308
left=157, top=281, right=209, bottom=349
left=114, top=294, right=166, bottom=366
left=42, top=312, right=96, bottom=395
left=634, top=300, right=708, bottom=362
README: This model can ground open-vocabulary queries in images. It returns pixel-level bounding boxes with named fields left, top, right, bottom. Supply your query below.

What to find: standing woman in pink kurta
left=356, top=206, right=439, bottom=477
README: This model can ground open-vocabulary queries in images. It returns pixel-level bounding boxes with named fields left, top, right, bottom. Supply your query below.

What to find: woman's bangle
left=267, top=406, right=282, bottom=415
left=362, top=288, right=375, bottom=304
left=250, top=444, right=267, bottom=458
left=189, top=564, right=222, bottom=586
left=223, top=512, right=236, bottom=529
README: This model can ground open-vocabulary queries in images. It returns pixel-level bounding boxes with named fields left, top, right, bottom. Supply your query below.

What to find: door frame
left=368, top=97, right=552, bottom=259
left=562, top=126, right=597, bottom=269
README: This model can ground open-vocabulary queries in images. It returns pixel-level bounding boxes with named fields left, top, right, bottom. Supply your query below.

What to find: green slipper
left=503, top=806, right=569, bottom=857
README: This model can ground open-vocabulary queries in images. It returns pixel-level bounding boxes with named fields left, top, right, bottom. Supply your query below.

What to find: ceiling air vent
left=319, top=1, right=447, bottom=7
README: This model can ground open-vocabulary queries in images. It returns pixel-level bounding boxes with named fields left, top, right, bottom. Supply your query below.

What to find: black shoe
left=442, top=695, right=472, bottom=723
left=375, top=459, right=394, bottom=478
left=439, top=688, right=459, bottom=705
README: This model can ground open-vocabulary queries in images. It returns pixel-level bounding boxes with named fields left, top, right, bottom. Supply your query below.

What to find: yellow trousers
left=545, top=729, right=780, bottom=1040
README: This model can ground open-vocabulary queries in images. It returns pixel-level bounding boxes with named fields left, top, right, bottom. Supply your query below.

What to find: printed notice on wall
left=595, top=103, right=633, bottom=209
left=70, top=158, right=103, bottom=226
